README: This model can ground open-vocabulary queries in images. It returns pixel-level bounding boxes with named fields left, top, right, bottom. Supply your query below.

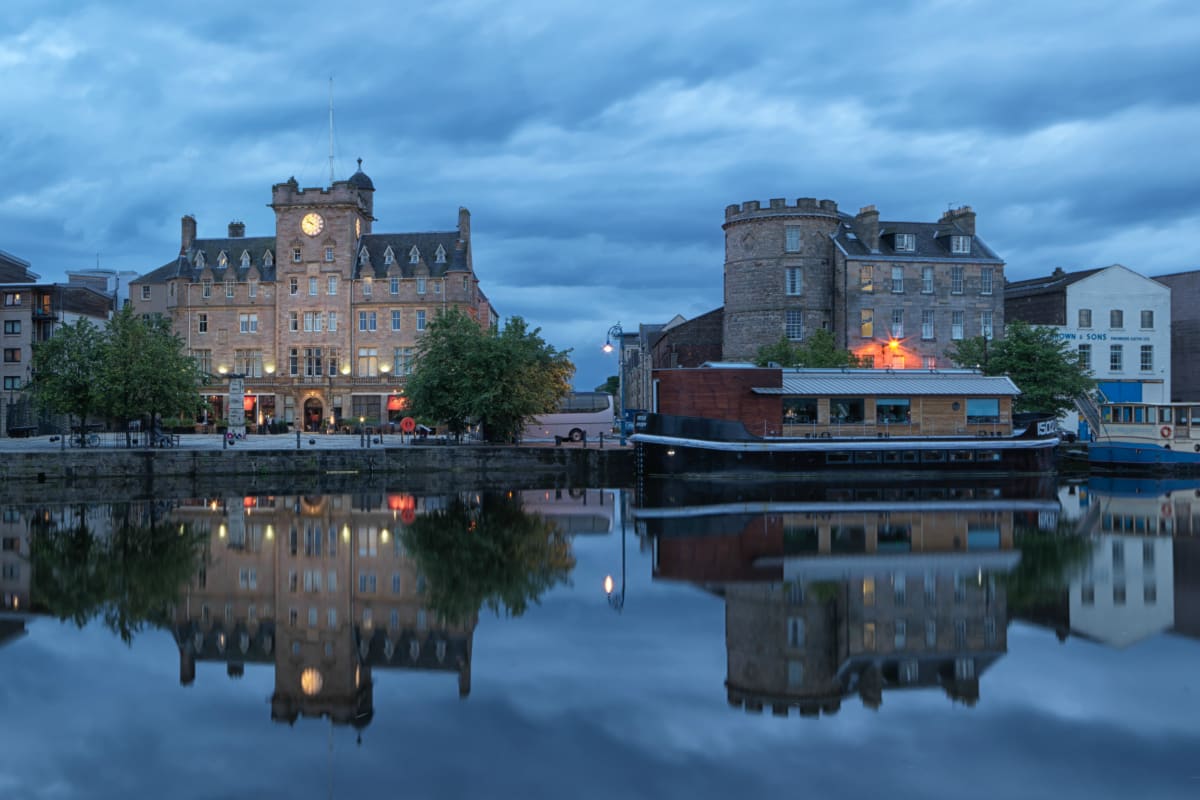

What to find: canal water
left=1, top=477, right=1198, bottom=798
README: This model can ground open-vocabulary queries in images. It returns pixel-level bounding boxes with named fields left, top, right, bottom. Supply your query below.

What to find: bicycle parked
left=68, top=430, right=101, bottom=447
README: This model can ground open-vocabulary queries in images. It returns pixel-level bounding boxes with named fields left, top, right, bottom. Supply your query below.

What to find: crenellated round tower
left=722, top=197, right=841, bottom=361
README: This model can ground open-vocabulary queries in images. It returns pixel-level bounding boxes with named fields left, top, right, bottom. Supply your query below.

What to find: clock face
left=301, top=213, right=325, bottom=237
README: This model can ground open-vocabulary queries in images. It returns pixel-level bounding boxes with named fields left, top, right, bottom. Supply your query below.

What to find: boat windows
left=783, top=397, right=818, bottom=424
left=921, top=450, right=947, bottom=463
left=1159, top=407, right=1173, bottom=424
left=965, top=398, right=1000, bottom=424
left=830, top=399, right=865, bottom=424
left=876, top=398, right=911, bottom=424
left=854, top=451, right=881, bottom=464
left=1190, top=407, right=1200, bottom=425
left=882, top=451, right=903, bottom=464
left=826, top=452, right=853, bottom=464
left=783, top=521, right=819, bottom=554
left=975, top=451, right=1001, bottom=462
left=901, top=451, right=920, bottom=463
left=949, top=451, right=974, bottom=462
left=1134, top=406, right=1145, bottom=424
left=831, top=526, right=866, bottom=553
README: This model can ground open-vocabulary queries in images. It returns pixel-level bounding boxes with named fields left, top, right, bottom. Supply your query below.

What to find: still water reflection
left=1, top=479, right=1198, bottom=798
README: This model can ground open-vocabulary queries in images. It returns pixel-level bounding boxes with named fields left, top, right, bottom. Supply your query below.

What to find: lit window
left=363, top=278, right=372, bottom=297
left=860, top=309, right=873, bottom=338
left=862, top=576, right=876, bottom=606
left=786, top=267, right=802, bottom=295
left=786, top=310, right=803, bottom=341
left=860, top=265, right=873, bottom=292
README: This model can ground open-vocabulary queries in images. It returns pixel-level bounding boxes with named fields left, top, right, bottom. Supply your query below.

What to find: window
left=890, top=309, right=904, bottom=338
left=384, top=248, right=394, bottom=266
left=303, top=311, right=317, bottom=332
left=951, top=310, right=964, bottom=340
left=289, top=312, right=299, bottom=332
left=328, top=312, right=337, bottom=332
left=3, top=320, right=19, bottom=335
left=1079, top=308, right=1092, bottom=328
left=895, top=233, right=915, bottom=252
left=197, top=314, right=208, bottom=333
left=921, top=310, right=934, bottom=340
left=981, top=311, right=993, bottom=340
left=234, top=349, right=264, bottom=377
left=292, top=247, right=302, bottom=263
left=877, top=398, right=910, bottom=424
left=891, top=266, right=904, bottom=293
left=3, top=292, right=21, bottom=306
left=1110, top=344, right=1123, bottom=371
left=1141, top=345, right=1154, bottom=371
left=358, top=311, right=377, bottom=332
left=859, top=265, right=873, bottom=292
left=327, top=276, right=338, bottom=295
left=966, top=398, right=1000, bottom=423
left=358, top=348, right=379, bottom=377
left=1078, top=343, right=1091, bottom=370
left=1141, top=309, right=1154, bottom=329
left=3, top=376, right=20, bottom=391
left=289, top=277, right=298, bottom=295
left=922, top=266, right=934, bottom=294
left=1111, top=309, right=1124, bottom=329
left=786, top=310, right=803, bottom=341
left=3, top=348, right=20, bottom=363
left=782, top=398, right=817, bottom=424
left=141, top=285, right=151, bottom=300
left=324, top=246, right=334, bottom=262
left=193, top=350, right=212, bottom=374
left=417, top=277, right=426, bottom=295
left=390, top=277, right=400, bottom=295
left=863, top=622, right=877, bottom=651
left=950, top=266, right=964, bottom=294
left=863, top=576, right=876, bottom=606
left=786, top=267, right=802, bottom=295
left=784, top=225, right=803, bottom=252
left=951, top=235, right=971, bottom=254
left=894, top=619, right=907, bottom=649
left=363, top=278, right=372, bottom=297
left=787, top=616, right=806, bottom=647
left=399, top=347, right=415, bottom=375
left=201, top=280, right=212, bottom=299
left=926, top=619, right=937, bottom=647
left=391, top=310, right=401, bottom=331
left=409, top=246, right=420, bottom=264
left=303, top=348, right=323, bottom=377
left=309, top=277, right=318, bottom=296
left=435, top=244, right=447, bottom=263
left=980, top=266, right=993, bottom=295
left=225, top=280, right=235, bottom=298
left=238, top=313, right=258, bottom=333
left=248, top=279, right=257, bottom=298
left=830, top=398, right=865, bottom=423
left=860, top=309, right=873, bottom=338
left=416, top=310, right=426, bottom=332
left=955, top=619, right=967, bottom=648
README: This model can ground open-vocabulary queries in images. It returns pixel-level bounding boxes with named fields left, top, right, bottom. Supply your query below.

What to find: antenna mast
left=328, top=76, right=335, bottom=186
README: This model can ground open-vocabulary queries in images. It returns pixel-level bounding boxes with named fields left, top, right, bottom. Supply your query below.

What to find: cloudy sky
left=3, top=0, right=1199, bottom=389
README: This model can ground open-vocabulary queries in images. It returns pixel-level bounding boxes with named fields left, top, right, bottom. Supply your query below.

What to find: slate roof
left=139, top=236, right=278, bottom=284
left=1003, top=267, right=1104, bottom=299
left=356, top=232, right=468, bottom=280
left=833, top=220, right=1003, bottom=263
left=751, top=369, right=1021, bottom=397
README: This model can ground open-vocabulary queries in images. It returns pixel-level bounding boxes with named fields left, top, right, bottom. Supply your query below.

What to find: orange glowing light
left=387, top=494, right=416, bottom=511
left=887, top=339, right=900, bottom=351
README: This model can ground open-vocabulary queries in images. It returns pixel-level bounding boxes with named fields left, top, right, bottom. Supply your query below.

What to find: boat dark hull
left=632, top=413, right=1059, bottom=478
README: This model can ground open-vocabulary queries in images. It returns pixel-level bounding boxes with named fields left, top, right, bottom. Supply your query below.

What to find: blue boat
left=1088, top=400, right=1200, bottom=470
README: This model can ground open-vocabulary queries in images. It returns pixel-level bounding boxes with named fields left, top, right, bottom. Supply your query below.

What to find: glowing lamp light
left=264, top=364, right=276, bottom=375
left=604, top=575, right=615, bottom=595
left=602, top=341, right=614, bottom=354
left=217, top=366, right=228, bottom=375
left=888, top=339, right=900, bottom=351
left=340, top=365, right=351, bottom=376
left=379, top=363, right=391, bottom=373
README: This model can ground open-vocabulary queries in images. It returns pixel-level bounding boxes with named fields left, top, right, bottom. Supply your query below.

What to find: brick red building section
left=653, top=367, right=784, bottom=435
left=655, top=516, right=785, bottom=583
left=651, top=307, right=724, bottom=369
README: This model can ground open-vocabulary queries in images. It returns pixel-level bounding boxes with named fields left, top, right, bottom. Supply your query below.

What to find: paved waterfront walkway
left=0, top=431, right=630, bottom=453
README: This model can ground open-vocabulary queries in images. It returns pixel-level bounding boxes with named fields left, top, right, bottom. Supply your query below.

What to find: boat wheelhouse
left=633, top=366, right=1059, bottom=476
left=1088, top=400, right=1200, bottom=470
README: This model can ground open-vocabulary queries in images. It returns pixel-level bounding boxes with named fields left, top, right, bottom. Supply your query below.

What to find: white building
left=1006, top=264, right=1171, bottom=436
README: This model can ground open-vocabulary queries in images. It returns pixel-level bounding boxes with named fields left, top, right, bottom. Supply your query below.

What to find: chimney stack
left=939, top=205, right=976, bottom=236
left=181, top=215, right=197, bottom=254
left=228, top=221, right=245, bottom=238
left=855, top=205, right=880, bottom=252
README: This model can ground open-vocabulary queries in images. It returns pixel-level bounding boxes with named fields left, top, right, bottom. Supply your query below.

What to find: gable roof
left=833, top=221, right=1003, bottom=263
left=356, top=232, right=467, bottom=279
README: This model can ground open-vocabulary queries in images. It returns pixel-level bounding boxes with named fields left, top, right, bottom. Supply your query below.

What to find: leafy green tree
left=407, top=308, right=574, bottom=442
left=595, top=375, right=619, bottom=395
left=1002, top=521, right=1097, bottom=620
left=946, top=320, right=1095, bottom=415
left=400, top=492, right=576, bottom=624
left=29, top=317, right=105, bottom=440
left=96, top=307, right=205, bottom=440
left=754, top=329, right=863, bottom=368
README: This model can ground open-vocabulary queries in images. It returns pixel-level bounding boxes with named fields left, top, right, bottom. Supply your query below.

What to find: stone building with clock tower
left=131, top=161, right=497, bottom=431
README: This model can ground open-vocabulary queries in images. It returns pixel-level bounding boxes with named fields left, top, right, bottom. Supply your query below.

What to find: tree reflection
left=401, top=492, right=575, bottom=624
left=29, top=504, right=208, bottom=643
left=1002, top=521, right=1097, bottom=617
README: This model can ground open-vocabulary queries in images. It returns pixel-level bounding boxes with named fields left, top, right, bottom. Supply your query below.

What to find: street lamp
left=603, top=323, right=625, bottom=444
left=603, top=490, right=628, bottom=613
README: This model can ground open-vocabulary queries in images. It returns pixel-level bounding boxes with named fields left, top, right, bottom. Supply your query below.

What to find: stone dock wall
left=0, top=445, right=635, bottom=503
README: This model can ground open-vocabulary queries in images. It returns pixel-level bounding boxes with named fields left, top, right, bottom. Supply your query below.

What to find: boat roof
left=752, top=369, right=1022, bottom=397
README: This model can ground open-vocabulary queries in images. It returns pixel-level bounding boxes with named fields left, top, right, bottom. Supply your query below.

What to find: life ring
left=1161, top=426, right=1172, bottom=438
left=1162, top=503, right=1172, bottom=518
left=400, top=416, right=416, bottom=434
left=400, top=508, right=416, bottom=525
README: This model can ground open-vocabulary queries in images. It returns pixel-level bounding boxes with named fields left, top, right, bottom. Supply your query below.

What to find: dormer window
left=194, top=252, right=206, bottom=268
left=409, top=246, right=420, bottom=264
left=384, top=247, right=394, bottom=266
left=358, top=246, right=369, bottom=266
left=435, top=244, right=446, bottom=264
left=894, top=233, right=915, bottom=252
left=263, top=250, right=274, bottom=267
left=950, top=235, right=971, bottom=254
left=217, top=252, right=228, bottom=268
left=240, top=251, right=250, bottom=269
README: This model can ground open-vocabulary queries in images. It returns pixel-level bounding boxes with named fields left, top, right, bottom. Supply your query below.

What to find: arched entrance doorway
left=303, top=397, right=324, bottom=432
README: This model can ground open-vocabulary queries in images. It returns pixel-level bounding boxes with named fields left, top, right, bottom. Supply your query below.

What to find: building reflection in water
left=171, top=493, right=476, bottom=731
left=635, top=477, right=1062, bottom=717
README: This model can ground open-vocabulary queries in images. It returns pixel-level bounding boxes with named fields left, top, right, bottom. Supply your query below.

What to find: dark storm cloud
left=3, top=0, right=1200, bottom=388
